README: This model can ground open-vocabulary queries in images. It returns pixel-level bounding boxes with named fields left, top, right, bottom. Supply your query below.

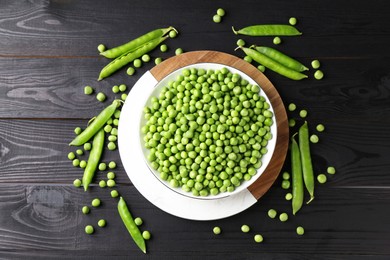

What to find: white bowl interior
left=139, top=63, right=277, bottom=200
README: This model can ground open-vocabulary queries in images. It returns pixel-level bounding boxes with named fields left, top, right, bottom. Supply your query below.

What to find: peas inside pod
left=141, top=67, right=274, bottom=197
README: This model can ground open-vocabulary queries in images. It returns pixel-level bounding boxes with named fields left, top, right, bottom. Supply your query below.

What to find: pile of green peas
left=141, top=67, right=274, bottom=197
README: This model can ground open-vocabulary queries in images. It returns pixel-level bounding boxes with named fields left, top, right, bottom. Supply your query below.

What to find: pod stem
left=306, top=196, right=314, bottom=204
left=232, top=26, right=238, bottom=35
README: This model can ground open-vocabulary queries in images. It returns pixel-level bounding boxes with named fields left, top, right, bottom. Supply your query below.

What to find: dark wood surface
left=1, top=0, right=389, bottom=259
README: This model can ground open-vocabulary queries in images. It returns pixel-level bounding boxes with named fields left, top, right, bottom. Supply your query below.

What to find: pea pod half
left=118, top=197, right=146, bottom=254
left=291, top=134, right=304, bottom=215
left=100, top=26, right=176, bottom=59
left=98, top=36, right=168, bottom=81
left=299, top=121, right=315, bottom=204
left=232, top=24, right=302, bottom=36
left=251, top=45, right=308, bottom=72
left=82, top=128, right=104, bottom=191
left=238, top=47, right=307, bottom=80
left=69, top=100, right=121, bottom=146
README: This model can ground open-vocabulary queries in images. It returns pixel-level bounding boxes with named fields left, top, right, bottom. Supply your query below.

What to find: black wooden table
left=1, top=0, right=390, bottom=259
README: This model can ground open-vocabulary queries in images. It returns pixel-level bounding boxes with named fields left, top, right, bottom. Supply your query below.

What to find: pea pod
left=291, top=134, right=304, bottom=215
left=232, top=24, right=302, bottom=36
left=69, top=100, right=121, bottom=146
left=238, top=47, right=307, bottom=80
left=82, top=128, right=104, bottom=191
left=98, top=36, right=168, bottom=81
left=251, top=45, right=308, bottom=72
left=299, top=121, right=315, bottom=203
left=100, top=26, right=176, bottom=59
left=118, top=197, right=146, bottom=254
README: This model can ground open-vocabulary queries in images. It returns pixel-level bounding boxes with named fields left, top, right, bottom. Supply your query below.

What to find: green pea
left=91, top=198, right=101, bottom=207
left=314, top=70, right=324, bottom=80
left=299, top=109, right=308, bottom=118
left=317, top=174, right=327, bottom=183
left=244, top=55, right=252, bottom=63
left=119, top=84, right=127, bottom=92
left=96, top=92, right=106, bottom=102
left=285, top=192, right=293, bottom=200
left=141, top=54, right=150, bottom=62
left=98, top=219, right=106, bottom=227
left=327, top=166, right=336, bottom=175
left=257, top=65, right=265, bottom=72
left=107, top=179, right=116, bottom=187
left=311, top=60, right=321, bottom=69
left=98, top=163, right=107, bottom=171
left=316, top=124, right=325, bottom=132
left=107, top=142, right=117, bottom=150
left=237, top=39, right=245, bottom=47
left=121, top=93, right=127, bottom=101
left=97, top=44, right=106, bottom=53
left=279, top=212, right=288, bottom=222
left=289, top=17, right=297, bottom=26
left=288, top=103, right=296, bottom=111
left=112, top=85, right=120, bottom=93
left=281, top=180, right=290, bottom=189
left=273, top=36, right=282, bottom=45
left=108, top=161, right=116, bottom=169
left=213, top=14, right=222, bottom=23
left=107, top=171, right=116, bottom=180
left=127, top=67, right=135, bottom=76
left=82, top=206, right=90, bottom=214
left=73, top=179, right=82, bottom=188
left=74, top=127, right=82, bottom=135
left=99, top=179, right=107, bottom=188
left=254, top=234, right=263, bottom=243
left=282, top=172, right=290, bottom=180
left=175, top=48, right=183, bottom=55
left=296, top=226, right=305, bottom=235
left=76, top=149, right=83, bottom=155
left=216, top=8, right=225, bottom=17
left=241, top=224, right=250, bottom=233
left=160, top=44, right=168, bottom=52
left=213, top=226, right=221, bottom=235
left=169, top=30, right=177, bottom=38
left=68, top=152, right=76, bottom=160
left=79, top=160, right=87, bottom=169
left=84, top=86, right=94, bottom=95
left=85, top=225, right=94, bottom=234
left=83, top=142, right=92, bottom=151
left=289, top=118, right=296, bottom=127
left=72, top=159, right=80, bottom=167
left=132, top=217, right=143, bottom=226
left=310, top=134, right=319, bottom=143
left=133, top=58, right=142, bottom=68
left=142, top=230, right=151, bottom=240
left=110, top=189, right=119, bottom=198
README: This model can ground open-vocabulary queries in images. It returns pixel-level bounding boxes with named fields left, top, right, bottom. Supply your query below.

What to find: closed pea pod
left=237, top=47, right=307, bottom=80
left=100, top=27, right=176, bottom=59
left=232, top=24, right=302, bottom=36
left=299, top=121, right=315, bottom=203
left=82, top=128, right=104, bottom=191
left=118, top=197, right=146, bottom=254
left=251, top=45, right=308, bottom=72
left=291, top=134, right=304, bottom=215
left=69, top=100, right=121, bottom=146
left=98, top=36, right=168, bottom=81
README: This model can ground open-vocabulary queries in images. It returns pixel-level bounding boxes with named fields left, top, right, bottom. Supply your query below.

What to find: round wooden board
left=150, top=50, right=289, bottom=200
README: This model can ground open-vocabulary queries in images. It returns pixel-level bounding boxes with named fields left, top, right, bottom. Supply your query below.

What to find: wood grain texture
left=0, top=0, right=389, bottom=258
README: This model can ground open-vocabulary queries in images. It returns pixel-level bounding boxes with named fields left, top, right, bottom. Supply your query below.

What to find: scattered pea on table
left=273, top=36, right=282, bottom=45
left=98, top=162, right=107, bottom=171
left=257, top=65, right=266, bottom=72
left=82, top=206, right=90, bottom=214
left=244, top=55, right=252, bottom=63
left=299, top=109, right=308, bottom=118
left=282, top=172, right=290, bottom=180
left=213, top=226, right=221, bottom=235
left=85, top=225, right=94, bottom=235
left=76, top=149, right=83, bottom=155
left=96, top=92, right=106, bottom=102
left=121, top=93, right=128, bottom=101
left=134, top=217, right=143, bottom=226
left=289, top=118, right=296, bottom=127
left=74, top=127, right=82, bottom=135
left=72, top=159, right=80, bottom=167
left=112, top=85, right=120, bottom=93
left=98, top=219, right=106, bottom=228
left=213, top=14, right=222, bottom=23
left=108, top=161, right=116, bottom=169
left=311, top=59, right=321, bottom=69
left=142, top=230, right=151, bottom=240
left=216, top=8, right=225, bottom=17
left=285, top=192, right=293, bottom=201
left=127, top=67, right=135, bottom=76
left=119, top=84, right=127, bottom=92
left=160, top=44, right=168, bottom=52
left=314, top=70, right=324, bottom=80
left=296, top=226, right=305, bottom=235
left=267, top=209, right=277, bottom=219
left=107, top=142, right=117, bottom=150
left=107, top=179, right=116, bottom=187
left=73, top=179, right=82, bottom=188
left=169, top=30, right=177, bottom=38
left=317, top=174, right=327, bottom=183
left=327, top=166, right=336, bottom=174
left=133, top=59, right=142, bottom=68
left=279, top=212, right=289, bottom=222
left=241, top=224, right=250, bottom=233
left=107, top=171, right=116, bottom=179
left=99, top=180, right=107, bottom=188
left=84, top=86, right=94, bottom=95
left=289, top=17, right=297, bottom=25
left=254, top=234, right=263, bottom=243
left=175, top=48, right=183, bottom=55
left=141, top=54, right=150, bottom=62
left=310, top=134, right=319, bottom=143
left=281, top=180, right=291, bottom=189
left=288, top=103, right=296, bottom=111
left=79, top=160, right=87, bottom=169
left=84, top=142, right=92, bottom=151
left=92, top=198, right=101, bottom=207
left=316, top=124, right=325, bottom=132
left=68, top=152, right=76, bottom=160
left=155, top=57, right=163, bottom=65
left=236, top=39, right=245, bottom=47
left=111, top=189, right=119, bottom=198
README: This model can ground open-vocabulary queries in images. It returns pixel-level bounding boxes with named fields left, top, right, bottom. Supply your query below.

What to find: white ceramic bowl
left=139, top=62, right=277, bottom=200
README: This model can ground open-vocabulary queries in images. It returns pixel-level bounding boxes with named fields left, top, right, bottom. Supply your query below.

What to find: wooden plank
left=0, top=184, right=388, bottom=257
left=0, top=0, right=390, bottom=58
